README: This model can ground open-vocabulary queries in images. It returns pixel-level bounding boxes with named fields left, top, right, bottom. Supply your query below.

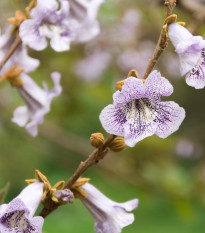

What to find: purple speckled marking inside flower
left=186, top=48, right=205, bottom=89
left=1, top=210, right=36, bottom=233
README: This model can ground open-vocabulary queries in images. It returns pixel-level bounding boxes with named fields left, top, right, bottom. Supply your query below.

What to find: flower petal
left=48, top=72, right=62, bottom=100
left=155, top=101, right=185, bottom=138
left=17, top=182, right=44, bottom=217
left=30, top=0, right=59, bottom=18
left=19, top=19, right=48, bottom=51
left=50, top=35, right=71, bottom=52
left=168, top=23, right=193, bottom=48
left=144, top=70, right=173, bottom=100
left=113, top=77, right=144, bottom=105
left=186, top=61, right=205, bottom=89
left=26, top=120, right=43, bottom=137
left=124, top=120, right=157, bottom=147
left=12, top=106, right=29, bottom=127
left=99, top=104, right=126, bottom=136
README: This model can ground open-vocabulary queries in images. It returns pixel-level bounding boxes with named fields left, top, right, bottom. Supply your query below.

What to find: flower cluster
left=19, top=0, right=104, bottom=52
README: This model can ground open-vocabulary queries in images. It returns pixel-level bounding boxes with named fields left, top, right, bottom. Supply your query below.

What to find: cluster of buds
left=90, top=132, right=126, bottom=152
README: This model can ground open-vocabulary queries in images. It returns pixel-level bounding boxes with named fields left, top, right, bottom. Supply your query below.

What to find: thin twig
left=0, top=35, right=22, bottom=71
left=142, top=0, right=176, bottom=80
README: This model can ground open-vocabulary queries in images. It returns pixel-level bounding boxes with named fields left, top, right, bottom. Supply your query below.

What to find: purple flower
left=100, top=71, right=185, bottom=147
left=168, top=23, right=205, bottom=89
left=69, top=0, right=104, bottom=42
left=12, top=72, right=62, bottom=136
left=0, top=182, right=44, bottom=233
left=80, top=183, right=138, bottom=233
left=0, top=26, right=39, bottom=75
left=19, top=0, right=79, bottom=52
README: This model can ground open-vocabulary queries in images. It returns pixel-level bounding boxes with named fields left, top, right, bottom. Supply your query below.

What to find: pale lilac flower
left=69, top=0, right=104, bottom=42
left=80, top=183, right=138, bottom=233
left=100, top=71, right=185, bottom=147
left=75, top=50, right=111, bottom=81
left=0, top=182, right=44, bottom=233
left=168, top=23, right=205, bottom=89
left=19, top=0, right=79, bottom=52
left=12, top=72, right=62, bottom=136
left=0, top=26, right=39, bottom=75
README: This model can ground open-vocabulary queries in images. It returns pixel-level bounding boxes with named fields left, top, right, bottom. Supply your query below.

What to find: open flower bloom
left=12, top=72, right=62, bottom=136
left=69, top=0, right=104, bottom=42
left=0, top=26, right=39, bottom=75
left=80, top=183, right=138, bottom=233
left=100, top=71, right=185, bottom=147
left=168, top=23, right=205, bottom=89
left=19, top=0, right=79, bottom=52
left=0, top=182, right=44, bottom=233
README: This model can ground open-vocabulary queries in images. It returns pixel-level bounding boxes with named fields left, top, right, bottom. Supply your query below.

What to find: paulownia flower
left=168, top=23, right=205, bottom=89
left=0, top=26, right=39, bottom=75
left=19, top=0, right=79, bottom=52
left=0, top=182, right=44, bottom=233
left=69, top=0, right=104, bottom=42
left=100, top=71, right=185, bottom=147
left=12, top=72, right=62, bottom=136
left=80, top=183, right=138, bottom=233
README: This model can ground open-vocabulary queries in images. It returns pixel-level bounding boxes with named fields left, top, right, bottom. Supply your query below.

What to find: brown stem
left=0, top=35, right=22, bottom=72
left=165, top=0, right=176, bottom=18
left=64, top=134, right=116, bottom=189
left=39, top=134, right=116, bottom=218
left=142, top=0, right=176, bottom=80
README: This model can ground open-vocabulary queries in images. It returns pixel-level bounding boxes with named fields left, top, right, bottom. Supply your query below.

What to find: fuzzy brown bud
left=108, top=137, right=126, bottom=152
left=116, top=80, right=125, bottom=91
left=127, top=69, right=139, bottom=78
left=53, top=189, right=74, bottom=204
left=90, top=133, right=104, bottom=148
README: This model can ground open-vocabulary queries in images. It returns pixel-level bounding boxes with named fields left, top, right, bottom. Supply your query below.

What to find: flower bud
left=53, top=189, right=74, bottom=205
left=127, top=69, right=139, bottom=78
left=109, top=137, right=126, bottom=152
left=90, top=133, right=104, bottom=148
left=116, top=80, right=125, bottom=91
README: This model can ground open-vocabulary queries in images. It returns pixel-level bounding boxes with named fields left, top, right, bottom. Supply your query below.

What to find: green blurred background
left=0, top=0, right=205, bottom=232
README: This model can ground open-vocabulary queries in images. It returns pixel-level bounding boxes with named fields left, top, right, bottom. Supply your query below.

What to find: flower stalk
left=142, top=0, right=176, bottom=80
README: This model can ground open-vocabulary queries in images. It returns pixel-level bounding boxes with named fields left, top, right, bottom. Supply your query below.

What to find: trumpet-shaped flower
left=0, top=27, right=39, bottom=75
left=12, top=72, right=62, bottom=136
left=100, top=71, right=185, bottom=147
left=69, top=0, right=104, bottom=42
left=0, top=182, right=44, bottom=233
left=168, top=23, right=205, bottom=89
left=80, top=183, right=138, bottom=233
left=19, top=0, right=79, bottom=52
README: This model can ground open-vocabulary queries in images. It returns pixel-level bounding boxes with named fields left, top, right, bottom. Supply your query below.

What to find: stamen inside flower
left=1, top=210, right=36, bottom=233
left=125, top=98, right=155, bottom=125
